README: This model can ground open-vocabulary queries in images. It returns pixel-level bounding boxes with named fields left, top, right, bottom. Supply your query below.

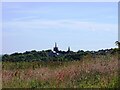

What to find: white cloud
left=3, top=19, right=117, bottom=32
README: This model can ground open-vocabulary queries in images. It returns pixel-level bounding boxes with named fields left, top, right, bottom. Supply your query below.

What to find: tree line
left=2, top=48, right=119, bottom=62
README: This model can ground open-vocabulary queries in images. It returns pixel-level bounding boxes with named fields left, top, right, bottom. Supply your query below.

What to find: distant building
left=53, top=42, right=59, bottom=54
left=48, top=43, right=71, bottom=57
left=47, top=50, right=57, bottom=57
left=53, top=42, right=70, bottom=55
left=67, top=46, right=70, bottom=52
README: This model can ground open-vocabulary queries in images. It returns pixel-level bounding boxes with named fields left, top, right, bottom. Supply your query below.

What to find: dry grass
left=2, top=55, right=119, bottom=88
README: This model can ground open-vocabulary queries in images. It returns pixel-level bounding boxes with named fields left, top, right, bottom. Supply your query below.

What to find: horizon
left=2, top=44, right=118, bottom=55
left=2, top=2, right=118, bottom=54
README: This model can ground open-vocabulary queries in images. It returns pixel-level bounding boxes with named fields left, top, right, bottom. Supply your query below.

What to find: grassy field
left=2, top=54, right=119, bottom=88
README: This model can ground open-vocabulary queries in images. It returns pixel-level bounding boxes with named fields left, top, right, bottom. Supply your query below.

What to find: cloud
left=3, top=19, right=117, bottom=32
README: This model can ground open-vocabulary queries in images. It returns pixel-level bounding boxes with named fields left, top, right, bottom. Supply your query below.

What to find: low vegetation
left=2, top=48, right=119, bottom=88
left=2, top=41, right=120, bottom=88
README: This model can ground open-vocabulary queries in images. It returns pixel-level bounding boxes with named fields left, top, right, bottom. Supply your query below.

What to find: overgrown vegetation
left=2, top=40, right=120, bottom=88
left=2, top=47, right=119, bottom=88
left=2, top=48, right=118, bottom=62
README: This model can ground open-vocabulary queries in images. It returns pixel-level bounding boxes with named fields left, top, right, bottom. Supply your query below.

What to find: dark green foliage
left=2, top=48, right=119, bottom=62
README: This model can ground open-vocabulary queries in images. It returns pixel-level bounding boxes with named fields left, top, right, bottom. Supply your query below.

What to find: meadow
left=2, top=54, right=119, bottom=88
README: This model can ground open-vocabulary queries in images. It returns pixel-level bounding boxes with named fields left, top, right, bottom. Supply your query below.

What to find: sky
left=1, top=0, right=119, bottom=2
left=2, top=2, right=118, bottom=54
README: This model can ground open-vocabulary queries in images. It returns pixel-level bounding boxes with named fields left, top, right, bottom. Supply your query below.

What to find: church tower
left=53, top=42, right=59, bottom=53
left=67, top=46, right=70, bottom=52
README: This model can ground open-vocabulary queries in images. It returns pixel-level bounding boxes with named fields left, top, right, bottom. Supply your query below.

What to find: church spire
left=55, top=42, right=57, bottom=47
left=68, top=46, right=70, bottom=52
left=53, top=42, right=59, bottom=53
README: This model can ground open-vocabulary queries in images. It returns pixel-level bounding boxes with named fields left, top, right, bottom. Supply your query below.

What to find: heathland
left=2, top=47, right=119, bottom=88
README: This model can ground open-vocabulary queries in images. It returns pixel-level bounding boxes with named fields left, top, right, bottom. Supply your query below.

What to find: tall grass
left=2, top=54, right=119, bottom=88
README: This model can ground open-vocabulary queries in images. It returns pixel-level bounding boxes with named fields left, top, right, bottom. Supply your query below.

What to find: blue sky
left=2, top=2, right=118, bottom=54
